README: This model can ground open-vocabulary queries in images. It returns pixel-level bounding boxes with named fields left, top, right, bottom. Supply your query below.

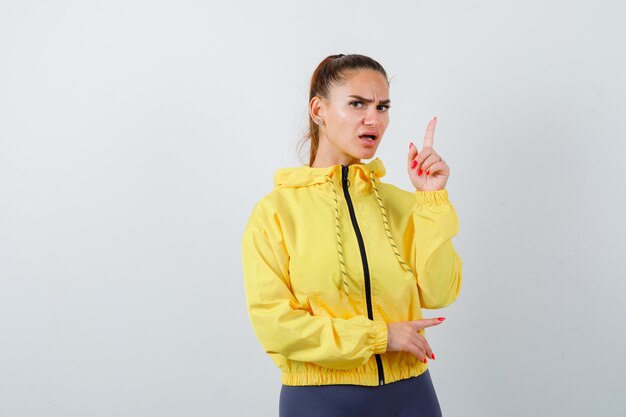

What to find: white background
left=1, top=1, right=625, bottom=416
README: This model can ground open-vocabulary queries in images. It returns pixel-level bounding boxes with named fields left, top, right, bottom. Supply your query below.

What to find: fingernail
left=418, top=169, right=423, bottom=176
left=409, top=142, right=414, bottom=150
left=437, top=317, right=446, bottom=321
left=431, top=353, right=435, bottom=360
left=426, top=170, right=430, bottom=176
left=434, top=116, right=437, bottom=121
left=423, top=358, right=427, bottom=363
left=410, top=160, right=417, bottom=169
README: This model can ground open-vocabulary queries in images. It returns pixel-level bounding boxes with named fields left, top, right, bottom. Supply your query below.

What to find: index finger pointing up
left=423, top=116, right=437, bottom=149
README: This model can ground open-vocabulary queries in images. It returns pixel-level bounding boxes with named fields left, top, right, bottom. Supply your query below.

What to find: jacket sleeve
left=410, top=188, right=463, bottom=309
left=241, top=200, right=388, bottom=370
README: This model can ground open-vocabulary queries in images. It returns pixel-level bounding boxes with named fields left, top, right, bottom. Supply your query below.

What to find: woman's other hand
left=408, top=117, right=450, bottom=191
left=386, top=317, right=446, bottom=363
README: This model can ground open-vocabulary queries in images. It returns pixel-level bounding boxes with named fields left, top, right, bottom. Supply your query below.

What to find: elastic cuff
left=415, top=188, right=449, bottom=205
left=372, top=320, right=388, bottom=354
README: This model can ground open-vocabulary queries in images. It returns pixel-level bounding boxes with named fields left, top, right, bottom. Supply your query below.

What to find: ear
left=309, top=96, right=325, bottom=120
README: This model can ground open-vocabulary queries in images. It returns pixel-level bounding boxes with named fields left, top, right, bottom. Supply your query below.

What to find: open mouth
left=359, top=135, right=377, bottom=141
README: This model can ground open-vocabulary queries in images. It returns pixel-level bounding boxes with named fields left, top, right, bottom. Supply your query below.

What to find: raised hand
left=407, top=117, right=450, bottom=191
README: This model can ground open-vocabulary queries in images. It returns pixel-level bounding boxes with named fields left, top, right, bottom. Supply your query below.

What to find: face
left=310, top=69, right=390, bottom=167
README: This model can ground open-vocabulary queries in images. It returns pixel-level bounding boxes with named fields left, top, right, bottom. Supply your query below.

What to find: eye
left=349, top=100, right=391, bottom=112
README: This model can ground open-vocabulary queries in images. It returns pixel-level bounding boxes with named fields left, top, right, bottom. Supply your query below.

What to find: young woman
left=241, top=53, right=463, bottom=417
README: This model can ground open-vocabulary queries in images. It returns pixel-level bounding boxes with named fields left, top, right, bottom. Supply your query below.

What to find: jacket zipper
left=341, top=165, right=386, bottom=386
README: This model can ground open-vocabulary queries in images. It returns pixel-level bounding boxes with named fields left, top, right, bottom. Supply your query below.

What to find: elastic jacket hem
left=281, top=362, right=429, bottom=386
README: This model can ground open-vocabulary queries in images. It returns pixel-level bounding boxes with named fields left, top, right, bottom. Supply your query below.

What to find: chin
left=359, top=148, right=378, bottom=159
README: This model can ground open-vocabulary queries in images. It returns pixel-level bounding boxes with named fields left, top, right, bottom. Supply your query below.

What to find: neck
left=310, top=137, right=361, bottom=168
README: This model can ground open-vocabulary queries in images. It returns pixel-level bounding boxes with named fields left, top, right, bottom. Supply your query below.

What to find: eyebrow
left=347, top=95, right=391, bottom=105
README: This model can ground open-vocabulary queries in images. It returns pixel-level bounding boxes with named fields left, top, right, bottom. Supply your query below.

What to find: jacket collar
left=273, top=157, right=386, bottom=191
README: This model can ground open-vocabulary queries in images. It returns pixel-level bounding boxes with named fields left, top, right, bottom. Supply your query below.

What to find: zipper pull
left=341, top=165, right=350, bottom=188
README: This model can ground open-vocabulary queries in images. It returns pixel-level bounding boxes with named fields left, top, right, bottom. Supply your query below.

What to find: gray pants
left=279, top=369, right=443, bottom=417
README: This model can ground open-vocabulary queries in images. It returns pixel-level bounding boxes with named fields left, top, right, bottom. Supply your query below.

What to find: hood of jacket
left=273, top=157, right=386, bottom=189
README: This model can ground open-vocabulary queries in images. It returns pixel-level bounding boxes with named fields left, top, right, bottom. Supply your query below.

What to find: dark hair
left=297, top=54, right=390, bottom=167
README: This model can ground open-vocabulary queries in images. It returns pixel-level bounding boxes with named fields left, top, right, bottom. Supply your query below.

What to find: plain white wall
left=1, top=1, right=625, bottom=416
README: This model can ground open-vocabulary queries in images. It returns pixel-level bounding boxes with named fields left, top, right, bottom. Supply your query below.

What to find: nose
left=364, top=119, right=376, bottom=127
left=364, top=107, right=382, bottom=127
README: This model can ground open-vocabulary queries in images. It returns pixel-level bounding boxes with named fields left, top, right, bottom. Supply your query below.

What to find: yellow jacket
left=241, top=157, right=463, bottom=386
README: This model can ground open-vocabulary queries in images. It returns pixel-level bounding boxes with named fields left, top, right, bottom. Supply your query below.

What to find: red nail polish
left=431, top=353, right=435, bottom=360
left=426, top=170, right=430, bottom=175
left=423, top=358, right=427, bottom=363
left=410, top=160, right=417, bottom=169
left=437, top=317, right=446, bottom=321
left=418, top=169, right=423, bottom=176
